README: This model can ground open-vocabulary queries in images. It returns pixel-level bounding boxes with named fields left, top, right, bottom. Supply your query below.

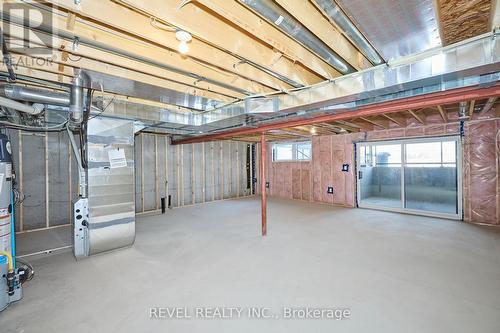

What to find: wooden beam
left=408, top=109, right=426, bottom=125
left=432, top=0, right=445, bottom=46
left=260, top=134, right=267, bottom=236
left=381, top=113, right=405, bottom=127
left=2, top=21, right=242, bottom=100
left=275, top=0, right=371, bottom=70
left=436, top=105, right=449, bottom=122
left=334, top=120, right=364, bottom=130
left=6, top=0, right=273, bottom=95
left=359, top=117, right=387, bottom=129
left=172, top=84, right=500, bottom=144
left=316, top=123, right=344, bottom=134
left=192, top=0, right=341, bottom=79
left=39, top=0, right=294, bottom=91
left=275, top=128, right=310, bottom=138
left=6, top=51, right=234, bottom=103
left=479, top=97, right=498, bottom=115
left=72, top=0, right=322, bottom=85
left=490, top=0, right=500, bottom=29
left=468, top=100, right=476, bottom=117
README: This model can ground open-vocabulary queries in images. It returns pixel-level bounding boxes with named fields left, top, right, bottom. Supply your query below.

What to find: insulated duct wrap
left=86, top=117, right=135, bottom=255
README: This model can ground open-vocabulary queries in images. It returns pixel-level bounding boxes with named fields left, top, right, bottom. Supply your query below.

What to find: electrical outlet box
left=327, top=186, right=334, bottom=194
left=342, top=164, right=349, bottom=172
left=265, top=182, right=270, bottom=188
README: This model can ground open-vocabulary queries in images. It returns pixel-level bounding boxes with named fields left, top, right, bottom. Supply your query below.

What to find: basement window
left=272, top=141, right=311, bottom=162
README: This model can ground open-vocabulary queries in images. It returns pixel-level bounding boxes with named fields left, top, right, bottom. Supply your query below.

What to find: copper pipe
left=260, top=133, right=267, bottom=236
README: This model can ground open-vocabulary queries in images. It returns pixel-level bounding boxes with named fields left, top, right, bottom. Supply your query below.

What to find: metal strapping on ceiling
left=335, top=0, right=442, bottom=61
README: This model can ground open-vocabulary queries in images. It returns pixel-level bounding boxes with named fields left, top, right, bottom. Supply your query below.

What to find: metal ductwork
left=0, top=96, right=44, bottom=115
left=0, top=85, right=69, bottom=106
left=311, top=0, right=384, bottom=65
left=238, top=0, right=355, bottom=75
left=458, top=101, right=468, bottom=119
left=69, top=70, right=87, bottom=128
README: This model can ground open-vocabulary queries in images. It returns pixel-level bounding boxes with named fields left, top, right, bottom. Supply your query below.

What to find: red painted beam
left=172, top=84, right=500, bottom=145
left=260, top=134, right=267, bottom=237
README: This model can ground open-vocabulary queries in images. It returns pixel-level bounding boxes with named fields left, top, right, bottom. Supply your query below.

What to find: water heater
left=0, top=133, right=13, bottom=257
left=0, top=133, right=22, bottom=311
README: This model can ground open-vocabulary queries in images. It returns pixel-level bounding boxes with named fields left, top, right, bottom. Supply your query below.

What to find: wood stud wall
left=6, top=130, right=78, bottom=233
left=7, top=129, right=253, bottom=233
left=134, top=133, right=252, bottom=214
left=261, top=133, right=359, bottom=207
left=262, top=117, right=500, bottom=225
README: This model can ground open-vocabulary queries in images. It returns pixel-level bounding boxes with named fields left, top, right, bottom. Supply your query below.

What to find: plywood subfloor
left=1, top=197, right=500, bottom=332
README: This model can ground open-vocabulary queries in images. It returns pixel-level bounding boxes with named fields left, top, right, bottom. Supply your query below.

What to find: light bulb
left=178, top=41, right=189, bottom=55
left=310, top=127, right=316, bottom=135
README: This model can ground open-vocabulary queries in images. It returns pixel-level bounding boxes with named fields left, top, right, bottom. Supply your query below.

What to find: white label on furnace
left=108, top=149, right=127, bottom=169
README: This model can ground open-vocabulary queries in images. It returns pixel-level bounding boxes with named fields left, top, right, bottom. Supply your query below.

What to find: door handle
left=358, top=171, right=363, bottom=179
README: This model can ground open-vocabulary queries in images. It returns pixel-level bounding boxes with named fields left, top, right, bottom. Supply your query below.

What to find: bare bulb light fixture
left=175, top=30, right=192, bottom=55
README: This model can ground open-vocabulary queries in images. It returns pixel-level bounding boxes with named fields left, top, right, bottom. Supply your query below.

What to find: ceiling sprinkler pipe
left=238, top=0, right=355, bottom=75
left=312, top=0, right=384, bottom=65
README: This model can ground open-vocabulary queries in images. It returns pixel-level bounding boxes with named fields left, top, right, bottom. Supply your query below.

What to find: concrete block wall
left=135, top=133, right=253, bottom=213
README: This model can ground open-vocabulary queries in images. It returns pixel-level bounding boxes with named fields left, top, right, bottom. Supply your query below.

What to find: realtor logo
left=1, top=2, right=55, bottom=56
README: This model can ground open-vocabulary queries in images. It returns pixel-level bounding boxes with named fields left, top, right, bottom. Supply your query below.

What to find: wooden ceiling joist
left=6, top=35, right=239, bottom=100
left=274, top=0, right=371, bottom=70
left=5, top=0, right=276, bottom=97
left=381, top=113, right=405, bottom=127
left=41, top=0, right=296, bottom=91
left=436, top=105, right=449, bottom=122
left=359, top=117, right=387, bottom=129
left=203, top=98, right=500, bottom=143
left=407, top=109, right=426, bottom=125
left=479, top=96, right=498, bottom=115
left=192, top=0, right=343, bottom=79
left=93, top=0, right=323, bottom=85
left=468, top=100, right=476, bottom=117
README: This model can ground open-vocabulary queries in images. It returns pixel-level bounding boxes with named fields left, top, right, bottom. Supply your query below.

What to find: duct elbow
left=69, top=70, right=88, bottom=129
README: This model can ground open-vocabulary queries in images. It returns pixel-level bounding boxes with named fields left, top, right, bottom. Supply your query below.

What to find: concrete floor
left=1, top=197, right=500, bottom=333
left=16, top=226, right=71, bottom=257
left=361, top=196, right=457, bottom=214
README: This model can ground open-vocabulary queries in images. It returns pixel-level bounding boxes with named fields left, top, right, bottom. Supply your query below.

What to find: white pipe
left=0, top=96, right=43, bottom=115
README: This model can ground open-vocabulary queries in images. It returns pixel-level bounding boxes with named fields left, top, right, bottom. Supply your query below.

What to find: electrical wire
left=89, top=94, right=115, bottom=120
left=15, top=257, right=35, bottom=283
left=0, top=27, right=16, bottom=82
left=0, top=120, right=68, bottom=132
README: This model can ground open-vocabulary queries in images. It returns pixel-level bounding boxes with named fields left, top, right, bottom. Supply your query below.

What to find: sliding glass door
left=357, top=136, right=461, bottom=219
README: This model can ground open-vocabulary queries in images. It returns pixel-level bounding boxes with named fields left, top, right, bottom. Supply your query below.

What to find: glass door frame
left=356, top=135, right=462, bottom=220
